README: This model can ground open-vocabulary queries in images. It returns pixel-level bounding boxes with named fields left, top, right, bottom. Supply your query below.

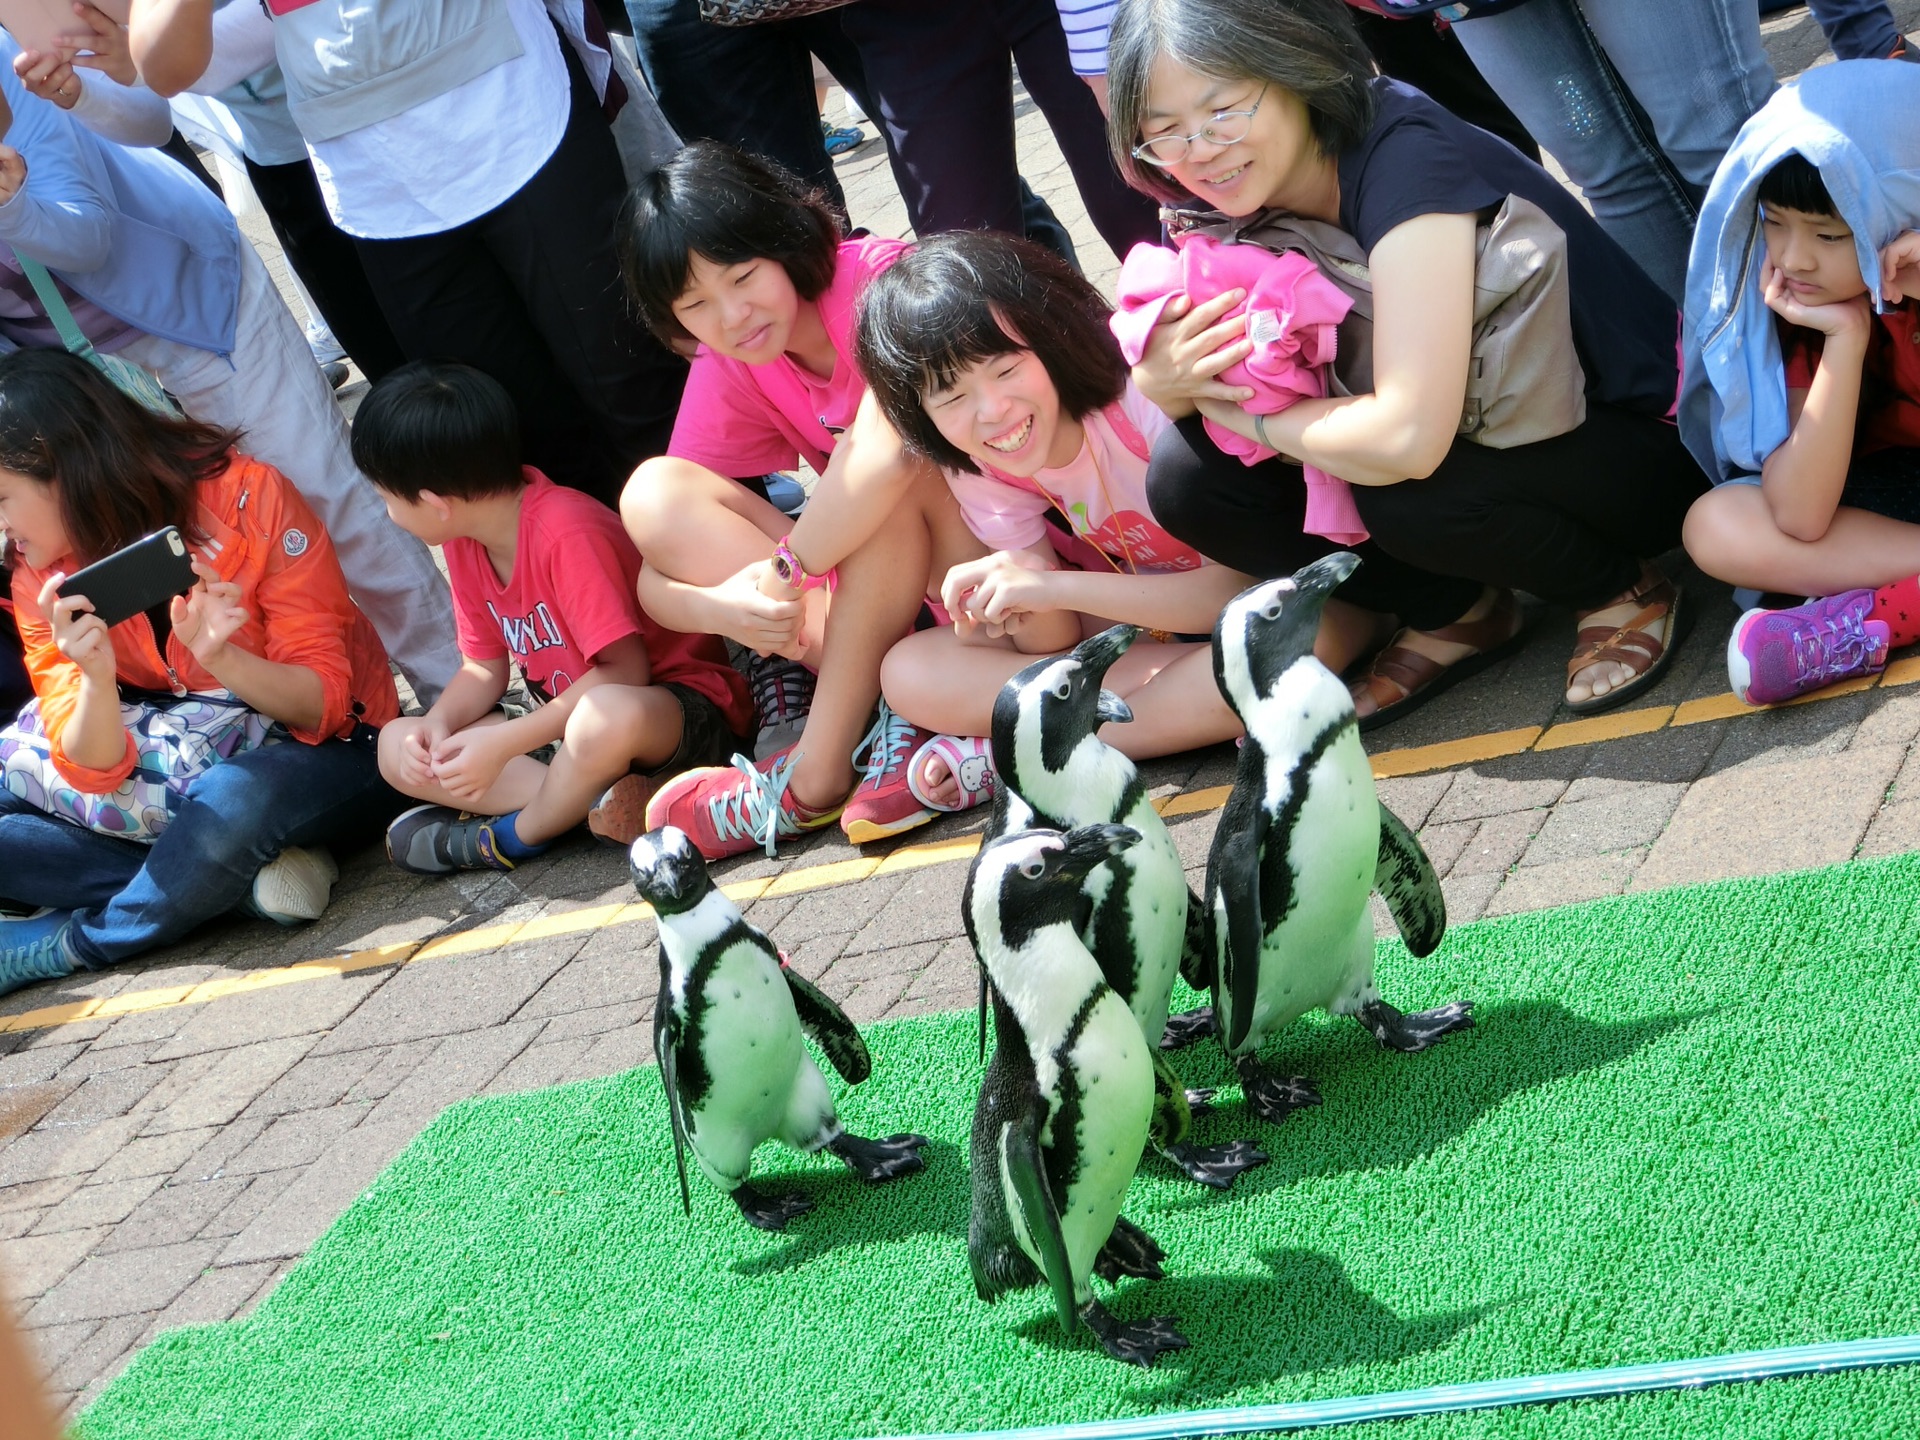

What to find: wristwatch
left=770, top=535, right=826, bottom=592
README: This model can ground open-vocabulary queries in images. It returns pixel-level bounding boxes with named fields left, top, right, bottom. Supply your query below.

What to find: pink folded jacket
left=1111, top=235, right=1365, bottom=544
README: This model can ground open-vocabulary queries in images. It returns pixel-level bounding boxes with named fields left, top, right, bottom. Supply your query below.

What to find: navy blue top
left=1336, top=77, right=1679, bottom=414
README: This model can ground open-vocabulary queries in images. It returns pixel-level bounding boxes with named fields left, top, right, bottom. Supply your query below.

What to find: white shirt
left=200, top=0, right=571, bottom=240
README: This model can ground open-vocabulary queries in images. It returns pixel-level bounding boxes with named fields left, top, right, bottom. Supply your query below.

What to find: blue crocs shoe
left=0, top=908, right=76, bottom=997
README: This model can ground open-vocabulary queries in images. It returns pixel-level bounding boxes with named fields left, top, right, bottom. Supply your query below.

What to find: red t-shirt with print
left=445, top=470, right=751, bottom=733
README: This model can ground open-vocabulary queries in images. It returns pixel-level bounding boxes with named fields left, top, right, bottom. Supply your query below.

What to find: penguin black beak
left=1294, top=550, right=1361, bottom=600
left=1071, top=623, right=1141, bottom=685
left=1094, top=689, right=1134, bottom=727
left=1056, top=822, right=1141, bottom=879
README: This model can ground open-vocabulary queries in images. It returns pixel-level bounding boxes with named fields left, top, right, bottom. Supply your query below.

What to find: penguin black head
left=629, top=826, right=716, bottom=916
left=991, top=625, right=1139, bottom=788
left=1211, top=553, right=1361, bottom=716
left=966, top=823, right=1142, bottom=951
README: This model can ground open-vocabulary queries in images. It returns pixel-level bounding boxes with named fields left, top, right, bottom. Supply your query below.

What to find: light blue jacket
left=0, top=34, right=241, bottom=356
left=1681, top=60, right=1920, bottom=485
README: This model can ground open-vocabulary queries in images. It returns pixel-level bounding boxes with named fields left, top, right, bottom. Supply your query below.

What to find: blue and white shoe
left=0, top=908, right=76, bottom=997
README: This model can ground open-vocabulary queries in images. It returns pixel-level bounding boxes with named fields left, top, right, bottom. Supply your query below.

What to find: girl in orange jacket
left=0, top=350, right=404, bottom=995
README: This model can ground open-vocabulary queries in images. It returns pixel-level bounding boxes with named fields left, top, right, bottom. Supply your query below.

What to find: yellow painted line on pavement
left=5, top=666, right=1916, bottom=1037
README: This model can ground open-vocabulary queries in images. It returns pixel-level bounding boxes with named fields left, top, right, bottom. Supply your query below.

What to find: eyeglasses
left=1131, top=85, right=1268, bottom=167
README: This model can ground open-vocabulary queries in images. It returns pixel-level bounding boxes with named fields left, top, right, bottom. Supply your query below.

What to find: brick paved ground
left=7, top=6, right=1920, bottom=1418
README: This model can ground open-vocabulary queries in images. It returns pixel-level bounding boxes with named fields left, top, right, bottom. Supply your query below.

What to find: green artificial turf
left=79, top=853, right=1920, bottom=1440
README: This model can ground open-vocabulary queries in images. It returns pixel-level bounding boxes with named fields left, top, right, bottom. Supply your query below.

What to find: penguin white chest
left=1255, top=728, right=1379, bottom=1028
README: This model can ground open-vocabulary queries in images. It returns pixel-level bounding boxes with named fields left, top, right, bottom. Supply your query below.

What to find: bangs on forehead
left=911, top=297, right=1025, bottom=397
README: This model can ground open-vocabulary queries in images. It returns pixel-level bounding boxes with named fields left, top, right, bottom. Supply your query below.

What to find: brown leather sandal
left=1564, top=570, right=1683, bottom=716
left=1349, top=588, right=1526, bottom=732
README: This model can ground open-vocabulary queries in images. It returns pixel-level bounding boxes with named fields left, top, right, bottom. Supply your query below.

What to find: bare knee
left=564, top=685, right=676, bottom=771
left=377, top=716, right=426, bottom=782
left=1682, top=485, right=1770, bottom=582
left=621, top=456, right=714, bottom=554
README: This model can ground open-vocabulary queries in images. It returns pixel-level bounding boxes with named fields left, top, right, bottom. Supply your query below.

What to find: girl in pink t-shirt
left=616, top=143, right=988, bottom=859
left=855, top=231, right=1272, bottom=810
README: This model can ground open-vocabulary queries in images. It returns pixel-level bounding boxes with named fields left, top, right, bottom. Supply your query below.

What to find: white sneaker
left=249, top=846, right=339, bottom=925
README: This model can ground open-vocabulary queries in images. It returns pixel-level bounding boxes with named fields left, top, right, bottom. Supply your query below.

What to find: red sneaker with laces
left=643, top=747, right=842, bottom=860
left=841, top=702, right=939, bottom=844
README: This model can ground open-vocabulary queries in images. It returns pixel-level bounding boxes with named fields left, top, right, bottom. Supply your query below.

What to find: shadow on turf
left=1159, top=999, right=1712, bottom=1203
left=727, top=1138, right=969, bottom=1276
left=1012, top=1246, right=1489, bottom=1403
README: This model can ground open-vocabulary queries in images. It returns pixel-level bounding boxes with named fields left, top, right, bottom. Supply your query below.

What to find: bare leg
left=376, top=714, right=548, bottom=817
left=515, top=685, right=685, bottom=844
left=1684, top=484, right=1920, bottom=595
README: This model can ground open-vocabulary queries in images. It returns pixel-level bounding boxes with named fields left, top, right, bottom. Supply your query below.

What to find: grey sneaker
left=745, top=652, right=817, bottom=761
left=247, top=846, right=339, bottom=925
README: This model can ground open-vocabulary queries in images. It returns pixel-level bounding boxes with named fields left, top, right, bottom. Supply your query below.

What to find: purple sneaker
left=1727, top=590, right=1891, bottom=706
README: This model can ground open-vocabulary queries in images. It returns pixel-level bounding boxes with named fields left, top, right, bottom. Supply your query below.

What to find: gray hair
left=1106, top=0, right=1378, bottom=203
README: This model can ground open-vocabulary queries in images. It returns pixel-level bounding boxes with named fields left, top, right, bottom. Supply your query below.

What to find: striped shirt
left=1054, top=0, right=1114, bottom=77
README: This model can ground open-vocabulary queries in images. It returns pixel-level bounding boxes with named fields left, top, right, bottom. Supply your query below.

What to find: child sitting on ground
left=619, top=142, right=988, bottom=856
left=357, top=363, right=751, bottom=874
left=855, top=231, right=1339, bottom=814
left=1681, top=62, right=1920, bottom=704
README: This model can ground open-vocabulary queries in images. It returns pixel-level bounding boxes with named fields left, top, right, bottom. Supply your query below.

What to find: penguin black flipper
left=1178, top=886, right=1213, bottom=991
left=780, top=962, right=873, bottom=1085
left=1213, top=789, right=1271, bottom=1055
left=653, top=985, right=693, bottom=1218
left=970, top=995, right=1041, bottom=1302
left=1374, top=801, right=1447, bottom=958
left=1000, top=1104, right=1077, bottom=1334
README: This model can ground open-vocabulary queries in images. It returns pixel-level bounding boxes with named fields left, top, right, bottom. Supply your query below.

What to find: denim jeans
left=1808, top=0, right=1903, bottom=60
left=0, top=724, right=401, bottom=969
left=1454, top=0, right=1776, bottom=301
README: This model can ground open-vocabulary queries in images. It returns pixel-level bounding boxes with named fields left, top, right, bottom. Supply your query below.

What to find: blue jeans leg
left=1806, top=0, right=1902, bottom=60
left=0, top=789, right=147, bottom=912
left=51, top=728, right=401, bottom=970
left=1454, top=0, right=1773, bottom=301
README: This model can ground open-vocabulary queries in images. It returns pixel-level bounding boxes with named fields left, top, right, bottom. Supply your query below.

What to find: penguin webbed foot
left=829, top=1131, right=930, bottom=1183
left=1235, top=1056, right=1322, bottom=1126
left=1079, top=1299, right=1189, bottom=1367
left=1183, top=1086, right=1216, bottom=1119
left=1094, top=1216, right=1167, bottom=1282
left=1160, top=1005, right=1215, bottom=1050
left=1358, top=997, right=1475, bottom=1053
left=732, top=1183, right=814, bottom=1232
left=1160, top=1137, right=1269, bottom=1190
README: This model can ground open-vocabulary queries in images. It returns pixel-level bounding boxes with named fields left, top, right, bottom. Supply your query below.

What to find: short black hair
left=350, top=361, right=524, bottom=503
left=619, top=140, right=843, bottom=348
left=853, top=230, right=1128, bottom=475
left=1108, top=0, right=1378, bottom=204
left=1757, top=153, right=1838, bottom=218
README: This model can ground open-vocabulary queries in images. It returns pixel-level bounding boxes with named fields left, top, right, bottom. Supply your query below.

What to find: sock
left=1870, top=575, right=1920, bottom=648
left=490, top=810, right=551, bottom=861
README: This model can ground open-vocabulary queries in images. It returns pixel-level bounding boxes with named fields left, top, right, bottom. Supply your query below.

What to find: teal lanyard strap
left=14, top=253, right=101, bottom=359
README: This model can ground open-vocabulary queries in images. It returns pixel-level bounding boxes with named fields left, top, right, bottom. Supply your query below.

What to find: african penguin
left=632, top=826, right=928, bottom=1231
left=988, top=625, right=1265, bottom=1190
left=964, top=822, right=1188, bottom=1367
left=1180, top=554, right=1474, bottom=1125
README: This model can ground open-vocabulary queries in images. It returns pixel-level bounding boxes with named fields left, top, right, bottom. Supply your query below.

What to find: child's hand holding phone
left=36, top=569, right=115, bottom=681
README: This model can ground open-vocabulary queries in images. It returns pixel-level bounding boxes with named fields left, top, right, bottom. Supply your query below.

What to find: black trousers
left=626, top=0, right=872, bottom=215
left=840, top=0, right=1160, bottom=261
left=350, top=33, right=687, bottom=508
left=0, top=605, right=27, bottom=721
left=244, top=154, right=406, bottom=382
left=1148, top=415, right=1483, bottom=630
left=1149, top=405, right=1708, bottom=626
left=1348, top=11, right=1541, bottom=163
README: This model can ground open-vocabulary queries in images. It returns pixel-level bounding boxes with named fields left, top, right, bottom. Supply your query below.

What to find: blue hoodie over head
left=1682, top=60, right=1920, bottom=486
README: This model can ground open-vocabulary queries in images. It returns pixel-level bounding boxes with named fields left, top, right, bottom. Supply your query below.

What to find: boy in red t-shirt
left=1684, top=154, right=1920, bottom=706
left=353, top=363, right=751, bottom=874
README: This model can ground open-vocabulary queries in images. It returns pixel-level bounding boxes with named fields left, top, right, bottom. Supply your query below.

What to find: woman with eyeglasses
left=1106, top=0, right=1712, bottom=724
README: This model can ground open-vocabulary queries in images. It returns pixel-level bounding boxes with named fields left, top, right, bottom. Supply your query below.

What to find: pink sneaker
left=1727, top=590, right=1890, bottom=706
left=841, top=703, right=938, bottom=845
left=644, top=749, right=842, bottom=860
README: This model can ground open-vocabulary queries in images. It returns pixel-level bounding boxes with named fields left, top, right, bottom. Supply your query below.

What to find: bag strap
left=15, top=255, right=101, bottom=360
